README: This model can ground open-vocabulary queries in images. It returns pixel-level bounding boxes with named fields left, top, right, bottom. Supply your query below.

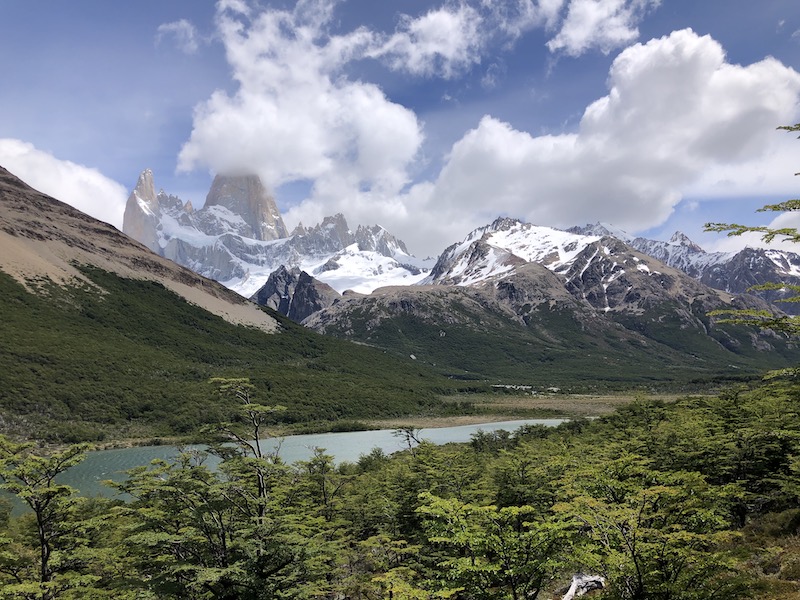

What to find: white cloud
left=0, top=139, right=128, bottom=229
left=156, top=19, right=200, bottom=54
left=486, top=0, right=658, bottom=56
left=372, top=4, right=485, bottom=78
left=547, top=0, right=660, bottom=56
left=176, top=3, right=800, bottom=258
left=178, top=1, right=423, bottom=201
left=489, top=0, right=566, bottom=38
left=390, top=29, right=800, bottom=255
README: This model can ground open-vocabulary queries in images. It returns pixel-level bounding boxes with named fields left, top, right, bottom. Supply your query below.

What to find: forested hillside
left=0, top=266, right=452, bottom=442
left=3, top=375, right=800, bottom=598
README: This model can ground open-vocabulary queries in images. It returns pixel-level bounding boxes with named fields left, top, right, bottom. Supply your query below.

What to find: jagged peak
left=668, top=231, right=705, bottom=252
left=320, top=213, right=349, bottom=229
left=133, top=168, right=157, bottom=205
left=489, top=216, right=524, bottom=232
left=568, top=222, right=634, bottom=242
left=204, top=173, right=288, bottom=241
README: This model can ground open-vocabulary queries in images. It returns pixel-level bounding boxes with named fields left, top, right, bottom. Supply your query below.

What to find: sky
left=1, top=0, right=799, bottom=259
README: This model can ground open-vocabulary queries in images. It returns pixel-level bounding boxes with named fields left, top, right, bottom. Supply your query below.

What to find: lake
left=9, top=419, right=566, bottom=509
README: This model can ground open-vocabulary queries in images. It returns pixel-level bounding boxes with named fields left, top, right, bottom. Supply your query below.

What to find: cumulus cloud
left=178, top=0, right=423, bottom=198
left=372, top=4, right=485, bottom=78
left=178, top=0, right=667, bottom=203
left=0, top=139, right=128, bottom=228
left=156, top=19, right=200, bottom=54
left=176, top=2, right=800, bottom=258
left=391, top=29, right=800, bottom=255
left=547, top=0, right=660, bottom=56
left=177, top=0, right=666, bottom=201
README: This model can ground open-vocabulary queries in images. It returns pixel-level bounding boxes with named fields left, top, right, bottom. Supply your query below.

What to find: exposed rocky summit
left=122, top=170, right=428, bottom=297
left=250, top=265, right=340, bottom=323
left=203, top=174, right=288, bottom=241
left=571, top=223, right=800, bottom=314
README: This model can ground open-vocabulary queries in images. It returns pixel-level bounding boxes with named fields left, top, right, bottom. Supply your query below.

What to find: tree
left=554, top=452, right=747, bottom=599
left=704, top=123, right=800, bottom=335
left=0, top=436, right=100, bottom=599
left=418, top=493, right=569, bottom=600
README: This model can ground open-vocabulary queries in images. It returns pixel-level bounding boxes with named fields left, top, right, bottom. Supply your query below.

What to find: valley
left=2, top=165, right=799, bottom=444
left=3, top=164, right=800, bottom=598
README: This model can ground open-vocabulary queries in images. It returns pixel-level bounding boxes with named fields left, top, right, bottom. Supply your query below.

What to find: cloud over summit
left=404, top=29, right=800, bottom=253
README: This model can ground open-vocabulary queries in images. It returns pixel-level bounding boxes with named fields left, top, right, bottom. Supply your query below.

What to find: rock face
left=122, top=170, right=428, bottom=297
left=121, top=169, right=161, bottom=254
left=250, top=266, right=340, bottom=323
left=203, top=175, right=288, bottom=241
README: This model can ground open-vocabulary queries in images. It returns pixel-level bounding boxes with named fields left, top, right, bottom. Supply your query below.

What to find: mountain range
left=118, top=170, right=800, bottom=386
left=123, top=169, right=800, bottom=318
left=122, top=169, right=429, bottom=298
left=2, top=163, right=798, bottom=442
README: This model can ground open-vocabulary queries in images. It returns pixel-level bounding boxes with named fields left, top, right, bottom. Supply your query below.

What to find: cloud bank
left=0, top=139, right=128, bottom=229
left=398, top=29, right=800, bottom=254
left=175, top=1, right=800, bottom=257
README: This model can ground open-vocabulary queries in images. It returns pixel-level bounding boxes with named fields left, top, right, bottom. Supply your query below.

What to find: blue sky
left=1, top=0, right=799, bottom=257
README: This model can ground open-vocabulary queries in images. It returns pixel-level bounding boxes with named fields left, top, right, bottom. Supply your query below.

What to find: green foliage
left=8, top=376, right=800, bottom=597
left=0, top=438, right=118, bottom=599
left=319, top=294, right=800, bottom=391
left=0, top=267, right=455, bottom=441
left=418, top=493, right=570, bottom=599
left=555, top=454, right=743, bottom=599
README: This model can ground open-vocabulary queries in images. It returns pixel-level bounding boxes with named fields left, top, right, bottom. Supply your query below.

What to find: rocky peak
left=488, top=216, right=523, bottom=233
left=123, top=168, right=160, bottom=253
left=316, top=214, right=351, bottom=241
left=204, top=174, right=288, bottom=241
left=668, top=231, right=705, bottom=253
left=355, top=224, right=409, bottom=256
left=132, top=169, right=157, bottom=206
left=156, top=190, right=184, bottom=212
left=250, top=265, right=340, bottom=323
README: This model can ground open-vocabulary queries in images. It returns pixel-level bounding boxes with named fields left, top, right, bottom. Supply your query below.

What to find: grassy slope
left=0, top=267, right=454, bottom=442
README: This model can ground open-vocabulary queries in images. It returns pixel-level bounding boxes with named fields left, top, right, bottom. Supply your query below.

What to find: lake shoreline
left=47, top=393, right=686, bottom=452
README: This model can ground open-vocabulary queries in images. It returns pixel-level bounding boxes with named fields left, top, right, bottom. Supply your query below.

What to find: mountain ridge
left=0, top=165, right=277, bottom=333
left=570, top=222, right=800, bottom=313
left=122, top=169, right=431, bottom=297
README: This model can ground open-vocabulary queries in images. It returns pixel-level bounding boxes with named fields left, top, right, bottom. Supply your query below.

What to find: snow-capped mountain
left=302, top=215, right=796, bottom=383
left=122, top=170, right=430, bottom=297
left=423, top=217, right=726, bottom=315
left=424, top=217, right=601, bottom=286
left=570, top=223, right=800, bottom=313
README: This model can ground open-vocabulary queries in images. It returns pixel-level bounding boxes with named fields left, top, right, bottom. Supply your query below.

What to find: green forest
left=3, top=375, right=800, bottom=599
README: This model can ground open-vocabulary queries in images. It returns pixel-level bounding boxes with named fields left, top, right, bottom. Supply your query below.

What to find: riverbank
left=366, top=392, right=681, bottom=429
